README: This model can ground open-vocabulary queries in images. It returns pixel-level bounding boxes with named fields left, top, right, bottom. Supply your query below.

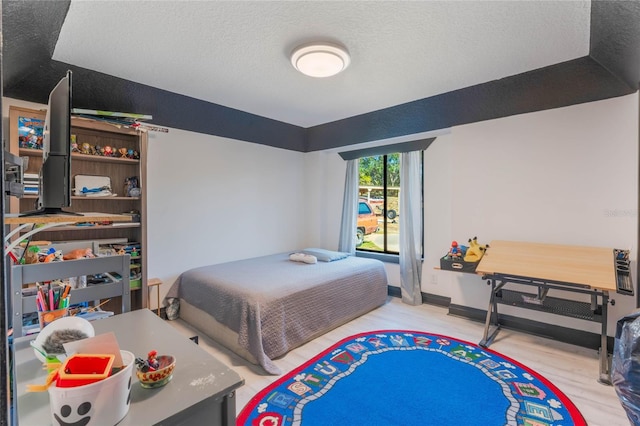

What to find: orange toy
left=63, top=248, right=95, bottom=260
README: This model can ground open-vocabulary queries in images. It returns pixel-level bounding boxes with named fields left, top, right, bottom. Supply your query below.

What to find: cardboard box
left=440, top=256, right=479, bottom=273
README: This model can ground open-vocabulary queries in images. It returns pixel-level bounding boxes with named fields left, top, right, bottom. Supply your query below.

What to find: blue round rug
left=237, top=330, right=586, bottom=425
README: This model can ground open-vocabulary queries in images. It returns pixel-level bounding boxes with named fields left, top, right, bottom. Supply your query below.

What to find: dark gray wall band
left=2, top=1, right=639, bottom=153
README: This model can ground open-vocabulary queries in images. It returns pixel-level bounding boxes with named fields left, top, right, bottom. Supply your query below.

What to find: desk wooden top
left=4, top=212, right=132, bottom=225
left=475, top=240, right=617, bottom=292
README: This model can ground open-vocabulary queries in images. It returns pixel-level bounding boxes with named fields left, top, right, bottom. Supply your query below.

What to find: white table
left=12, top=309, right=244, bottom=425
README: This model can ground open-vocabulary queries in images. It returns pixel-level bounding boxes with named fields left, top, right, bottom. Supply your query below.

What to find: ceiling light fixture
left=290, top=42, right=350, bottom=78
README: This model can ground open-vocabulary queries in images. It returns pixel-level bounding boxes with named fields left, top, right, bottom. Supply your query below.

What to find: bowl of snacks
left=135, top=350, right=175, bottom=388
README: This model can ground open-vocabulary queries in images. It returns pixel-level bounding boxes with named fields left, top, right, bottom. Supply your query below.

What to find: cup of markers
left=36, top=285, right=72, bottom=330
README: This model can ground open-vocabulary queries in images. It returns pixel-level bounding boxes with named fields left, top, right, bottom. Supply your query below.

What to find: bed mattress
left=165, top=252, right=388, bottom=374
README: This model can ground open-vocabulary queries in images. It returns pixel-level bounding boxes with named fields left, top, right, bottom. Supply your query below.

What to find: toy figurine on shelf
left=43, top=250, right=63, bottom=263
left=127, top=148, right=135, bottom=159
left=63, top=247, right=95, bottom=260
left=94, top=144, right=102, bottom=155
left=124, top=176, right=139, bottom=197
left=118, top=147, right=128, bottom=158
left=80, top=142, right=95, bottom=155
left=133, top=150, right=140, bottom=160
left=24, top=246, right=40, bottom=264
left=447, top=241, right=463, bottom=259
left=103, top=145, right=114, bottom=157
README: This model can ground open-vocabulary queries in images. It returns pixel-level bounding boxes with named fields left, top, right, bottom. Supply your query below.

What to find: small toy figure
left=24, top=246, right=40, bottom=264
left=147, top=350, right=159, bottom=370
left=135, top=357, right=151, bottom=372
left=80, top=142, right=95, bottom=155
left=464, top=237, right=489, bottom=262
left=103, top=145, right=114, bottom=157
left=135, top=350, right=160, bottom=372
left=43, top=250, right=63, bottom=263
left=447, top=241, right=463, bottom=259
left=63, top=248, right=95, bottom=260
left=71, top=141, right=79, bottom=153
left=118, top=147, right=128, bottom=158
left=133, top=150, right=140, bottom=160
left=124, top=176, right=139, bottom=197
left=94, top=144, right=102, bottom=155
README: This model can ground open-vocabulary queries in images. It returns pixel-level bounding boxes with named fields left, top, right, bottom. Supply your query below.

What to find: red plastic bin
left=56, top=353, right=115, bottom=388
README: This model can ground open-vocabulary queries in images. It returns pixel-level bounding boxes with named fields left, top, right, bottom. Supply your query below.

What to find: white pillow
left=301, top=248, right=350, bottom=262
left=289, top=253, right=317, bottom=264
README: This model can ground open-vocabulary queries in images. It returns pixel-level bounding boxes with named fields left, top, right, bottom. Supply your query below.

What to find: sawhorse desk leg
left=480, top=278, right=505, bottom=348
left=598, top=291, right=612, bottom=385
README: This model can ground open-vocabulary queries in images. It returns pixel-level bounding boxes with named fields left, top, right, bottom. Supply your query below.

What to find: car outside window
left=357, top=153, right=423, bottom=256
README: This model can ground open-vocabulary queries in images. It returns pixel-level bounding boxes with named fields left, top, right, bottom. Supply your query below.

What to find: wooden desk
left=12, top=309, right=245, bottom=425
left=475, top=240, right=628, bottom=385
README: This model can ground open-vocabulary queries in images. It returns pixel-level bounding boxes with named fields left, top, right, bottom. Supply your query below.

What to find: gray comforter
left=165, top=252, right=388, bottom=374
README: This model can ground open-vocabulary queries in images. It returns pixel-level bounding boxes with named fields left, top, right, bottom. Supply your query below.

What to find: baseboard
left=387, top=286, right=451, bottom=308
left=387, top=286, right=401, bottom=298
left=448, top=303, right=615, bottom=354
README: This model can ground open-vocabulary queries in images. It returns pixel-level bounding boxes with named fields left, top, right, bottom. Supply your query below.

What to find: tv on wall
left=22, top=70, right=80, bottom=217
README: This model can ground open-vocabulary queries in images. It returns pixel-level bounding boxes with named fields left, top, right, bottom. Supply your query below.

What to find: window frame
left=356, top=152, right=424, bottom=263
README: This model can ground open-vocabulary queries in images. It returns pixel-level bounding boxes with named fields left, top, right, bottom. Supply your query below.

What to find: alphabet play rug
left=237, top=330, right=586, bottom=425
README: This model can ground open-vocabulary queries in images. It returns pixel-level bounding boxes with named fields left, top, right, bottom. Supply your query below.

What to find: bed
left=164, top=250, right=388, bottom=374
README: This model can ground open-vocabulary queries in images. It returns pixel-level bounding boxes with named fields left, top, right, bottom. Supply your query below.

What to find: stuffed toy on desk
left=464, top=237, right=489, bottom=262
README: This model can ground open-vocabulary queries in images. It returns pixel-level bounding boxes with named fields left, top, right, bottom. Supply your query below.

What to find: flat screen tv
left=22, top=70, right=80, bottom=216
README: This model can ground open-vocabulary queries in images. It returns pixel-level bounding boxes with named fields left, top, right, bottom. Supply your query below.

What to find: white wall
left=310, top=92, right=639, bottom=336
left=2, top=98, right=309, bottom=306
left=146, top=129, right=308, bottom=301
left=444, top=93, right=638, bottom=335
left=4, top=93, right=638, bottom=336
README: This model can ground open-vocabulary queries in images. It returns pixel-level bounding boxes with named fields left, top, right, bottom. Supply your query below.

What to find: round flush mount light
left=290, top=42, right=350, bottom=78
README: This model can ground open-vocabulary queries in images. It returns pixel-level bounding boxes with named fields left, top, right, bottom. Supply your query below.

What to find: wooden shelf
left=19, top=148, right=139, bottom=164
left=20, top=194, right=140, bottom=201
left=8, top=105, right=148, bottom=313
left=30, top=223, right=141, bottom=233
left=72, top=152, right=140, bottom=164
left=4, top=212, right=132, bottom=225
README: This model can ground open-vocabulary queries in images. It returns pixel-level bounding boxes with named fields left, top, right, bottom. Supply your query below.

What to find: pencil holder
left=38, top=297, right=70, bottom=330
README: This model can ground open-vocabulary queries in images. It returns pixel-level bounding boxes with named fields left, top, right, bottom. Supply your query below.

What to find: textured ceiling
left=52, top=1, right=591, bottom=128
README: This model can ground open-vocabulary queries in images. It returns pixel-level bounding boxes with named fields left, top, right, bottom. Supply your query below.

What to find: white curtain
left=338, top=159, right=359, bottom=255
left=399, top=151, right=423, bottom=305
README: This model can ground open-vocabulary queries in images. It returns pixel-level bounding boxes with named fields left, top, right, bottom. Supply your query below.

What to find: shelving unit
left=6, top=105, right=148, bottom=313
left=10, top=255, right=131, bottom=337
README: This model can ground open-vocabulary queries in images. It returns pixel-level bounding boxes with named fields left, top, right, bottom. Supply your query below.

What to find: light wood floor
left=167, top=296, right=630, bottom=425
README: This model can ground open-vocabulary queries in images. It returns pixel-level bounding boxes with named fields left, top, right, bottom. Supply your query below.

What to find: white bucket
left=48, top=350, right=134, bottom=426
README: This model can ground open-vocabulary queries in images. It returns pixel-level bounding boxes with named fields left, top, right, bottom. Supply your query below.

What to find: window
left=357, top=153, right=423, bottom=255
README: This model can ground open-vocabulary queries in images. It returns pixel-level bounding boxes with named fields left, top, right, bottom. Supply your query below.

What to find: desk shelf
left=496, top=289, right=602, bottom=322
